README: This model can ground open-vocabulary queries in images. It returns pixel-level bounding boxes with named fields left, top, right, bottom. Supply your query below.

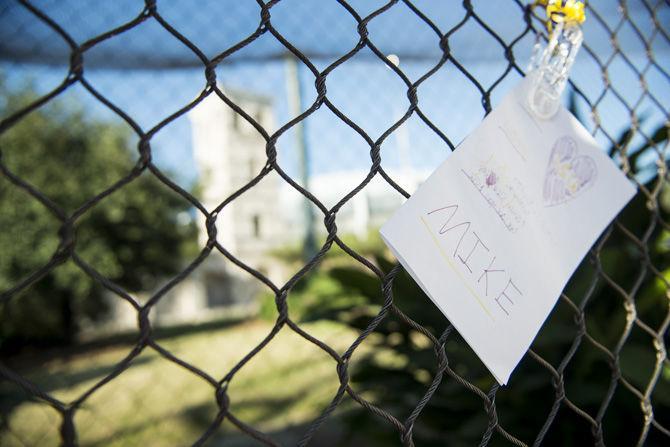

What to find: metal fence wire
left=0, top=0, right=669, bottom=446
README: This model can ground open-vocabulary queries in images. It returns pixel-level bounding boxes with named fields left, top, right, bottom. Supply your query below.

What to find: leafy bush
left=0, top=81, right=198, bottom=350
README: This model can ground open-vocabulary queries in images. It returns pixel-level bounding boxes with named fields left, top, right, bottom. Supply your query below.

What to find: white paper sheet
left=380, top=78, right=637, bottom=384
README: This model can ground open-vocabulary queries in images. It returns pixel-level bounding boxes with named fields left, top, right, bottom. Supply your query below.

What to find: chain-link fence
left=0, top=0, right=668, bottom=446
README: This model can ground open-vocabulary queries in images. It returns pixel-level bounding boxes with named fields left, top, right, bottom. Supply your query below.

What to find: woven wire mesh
left=0, top=0, right=668, bottom=446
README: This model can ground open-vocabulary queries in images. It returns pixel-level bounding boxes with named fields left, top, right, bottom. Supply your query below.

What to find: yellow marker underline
left=419, top=215, right=495, bottom=321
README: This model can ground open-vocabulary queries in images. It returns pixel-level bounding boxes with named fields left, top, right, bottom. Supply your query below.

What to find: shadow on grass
left=3, top=317, right=248, bottom=369
left=0, top=355, right=156, bottom=435
left=0, top=318, right=247, bottom=435
left=81, top=397, right=362, bottom=447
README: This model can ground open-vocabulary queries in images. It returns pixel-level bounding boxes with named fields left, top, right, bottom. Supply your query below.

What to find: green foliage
left=258, top=269, right=370, bottom=323
left=0, top=81, right=198, bottom=349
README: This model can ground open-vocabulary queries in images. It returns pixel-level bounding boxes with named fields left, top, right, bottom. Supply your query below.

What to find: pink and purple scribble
left=543, top=136, right=597, bottom=207
left=486, top=171, right=497, bottom=186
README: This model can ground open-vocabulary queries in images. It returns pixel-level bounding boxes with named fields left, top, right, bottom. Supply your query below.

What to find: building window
left=252, top=215, right=261, bottom=238
left=205, top=273, right=232, bottom=307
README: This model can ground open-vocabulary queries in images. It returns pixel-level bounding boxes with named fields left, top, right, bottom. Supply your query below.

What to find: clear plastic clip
left=527, top=19, right=583, bottom=120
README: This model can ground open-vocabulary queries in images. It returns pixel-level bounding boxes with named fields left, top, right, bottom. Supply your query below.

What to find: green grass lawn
left=1, top=319, right=369, bottom=447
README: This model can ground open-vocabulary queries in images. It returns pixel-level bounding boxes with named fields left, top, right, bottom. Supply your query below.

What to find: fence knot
left=205, top=65, right=217, bottom=87
left=357, top=23, right=369, bottom=40
left=400, top=424, right=414, bottom=446
left=435, top=348, right=448, bottom=371
left=407, top=86, right=418, bottom=108
left=144, top=0, right=157, bottom=15
left=591, top=423, right=604, bottom=445
left=336, top=359, right=350, bottom=385
left=259, top=5, right=272, bottom=30
left=551, top=375, right=566, bottom=401
left=56, top=222, right=76, bottom=261
left=324, top=211, right=337, bottom=229
left=205, top=212, right=218, bottom=245
left=138, top=307, right=152, bottom=342
left=608, top=355, right=622, bottom=380
left=69, top=50, right=84, bottom=80
left=138, top=138, right=152, bottom=167
left=315, top=74, right=327, bottom=98
left=481, top=95, right=492, bottom=113
left=215, top=386, right=230, bottom=411
left=275, top=290, right=289, bottom=321
left=438, top=35, right=449, bottom=54
left=504, top=46, right=514, bottom=63
left=370, top=144, right=382, bottom=169
left=462, top=0, right=474, bottom=14
left=484, top=398, right=498, bottom=424
left=265, top=141, right=278, bottom=163
left=59, top=407, right=76, bottom=447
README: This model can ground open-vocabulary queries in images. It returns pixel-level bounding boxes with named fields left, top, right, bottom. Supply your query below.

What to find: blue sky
left=1, top=0, right=668, bottom=193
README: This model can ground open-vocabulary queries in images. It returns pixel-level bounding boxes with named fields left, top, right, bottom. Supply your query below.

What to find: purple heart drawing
left=543, top=136, right=597, bottom=207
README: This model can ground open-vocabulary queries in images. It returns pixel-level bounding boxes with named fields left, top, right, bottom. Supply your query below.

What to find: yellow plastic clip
left=534, top=0, right=586, bottom=31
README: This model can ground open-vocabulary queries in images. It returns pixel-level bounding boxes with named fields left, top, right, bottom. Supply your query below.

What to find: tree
left=0, top=80, right=198, bottom=351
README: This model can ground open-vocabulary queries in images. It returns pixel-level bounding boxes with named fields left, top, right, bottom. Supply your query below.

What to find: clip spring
left=527, top=1, right=585, bottom=120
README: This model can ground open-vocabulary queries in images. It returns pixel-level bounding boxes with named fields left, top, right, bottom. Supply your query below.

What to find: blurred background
left=0, top=0, right=668, bottom=446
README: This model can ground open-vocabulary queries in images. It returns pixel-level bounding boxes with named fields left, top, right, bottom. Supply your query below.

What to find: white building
left=95, top=88, right=279, bottom=334
left=150, top=88, right=284, bottom=325
left=96, top=86, right=431, bottom=334
left=190, top=88, right=285, bottom=281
